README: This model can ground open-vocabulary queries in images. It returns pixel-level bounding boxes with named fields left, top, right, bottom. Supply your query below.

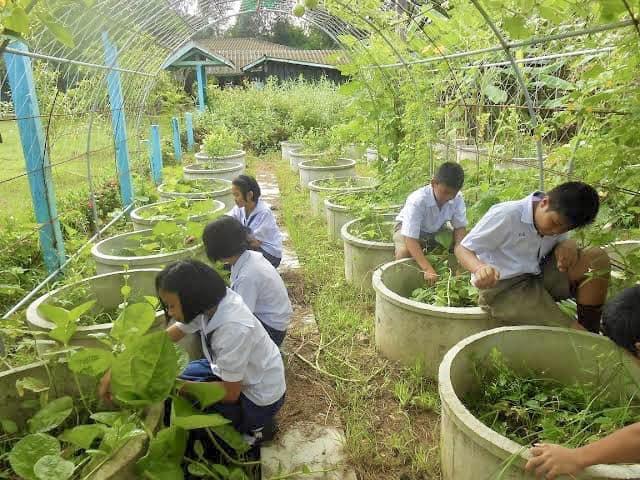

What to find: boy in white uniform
left=227, top=175, right=283, bottom=268
left=203, top=216, right=292, bottom=346
left=455, top=182, right=610, bottom=331
left=394, top=162, right=468, bottom=284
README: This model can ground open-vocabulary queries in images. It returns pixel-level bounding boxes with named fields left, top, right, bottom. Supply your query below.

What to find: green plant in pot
left=162, top=177, right=227, bottom=195
left=137, top=199, right=222, bottom=224
left=117, top=222, right=203, bottom=257
left=203, top=124, right=241, bottom=159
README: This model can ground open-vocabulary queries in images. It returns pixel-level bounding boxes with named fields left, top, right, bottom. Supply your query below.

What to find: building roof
left=192, top=37, right=340, bottom=76
left=161, top=41, right=236, bottom=71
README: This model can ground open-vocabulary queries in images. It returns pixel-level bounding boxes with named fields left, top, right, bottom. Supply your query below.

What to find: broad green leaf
left=37, top=304, right=70, bottom=326
left=69, top=300, right=96, bottom=321
left=502, top=14, right=531, bottom=40
left=136, top=426, right=187, bottom=479
left=90, top=411, right=128, bottom=426
left=59, top=424, right=105, bottom=450
left=110, top=302, right=156, bottom=343
left=9, top=433, right=60, bottom=480
left=482, top=84, right=507, bottom=104
left=28, top=396, right=74, bottom=434
left=171, top=396, right=230, bottom=430
left=35, top=12, right=74, bottom=48
left=1, top=419, right=18, bottom=434
left=537, top=4, right=561, bottom=23
left=144, top=296, right=160, bottom=309
left=111, top=331, right=179, bottom=406
left=16, top=376, right=50, bottom=397
left=33, top=455, right=74, bottom=480
left=4, top=7, right=30, bottom=35
left=193, top=439, right=205, bottom=458
left=176, top=381, right=225, bottom=408
left=48, top=317, right=77, bottom=346
left=538, top=74, right=575, bottom=91
left=184, top=222, right=204, bottom=240
left=187, top=463, right=209, bottom=477
left=211, top=424, right=250, bottom=453
left=69, top=348, right=113, bottom=377
left=434, top=230, right=453, bottom=251
left=229, top=468, right=250, bottom=480
left=152, top=222, right=180, bottom=236
left=99, top=421, right=146, bottom=454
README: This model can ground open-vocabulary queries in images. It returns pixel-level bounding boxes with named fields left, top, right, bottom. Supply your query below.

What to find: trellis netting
left=1, top=0, right=639, bottom=321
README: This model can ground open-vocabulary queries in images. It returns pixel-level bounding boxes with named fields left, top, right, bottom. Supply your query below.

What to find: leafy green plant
left=162, top=177, right=228, bottom=195
left=465, top=348, right=640, bottom=448
left=137, top=198, right=222, bottom=224
left=117, top=221, right=203, bottom=257
left=203, top=124, right=241, bottom=158
left=348, top=217, right=395, bottom=243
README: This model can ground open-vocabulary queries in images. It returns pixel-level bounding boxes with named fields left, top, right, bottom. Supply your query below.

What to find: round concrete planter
left=365, top=148, right=378, bottom=164
left=372, top=258, right=494, bottom=376
left=605, top=240, right=640, bottom=265
left=495, top=156, right=541, bottom=171
left=308, top=176, right=379, bottom=216
left=289, top=149, right=323, bottom=173
left=0, top=360, right=163, bottom=479
left=157, top=179, right=233, bottom=210
left=183, top=160, right=244, bottom=182
left=130, top=199, right=225, bottom=231
left=194, top=149, right=246, bottom=167
left=91, top=229, right=205, bottom=275
left=325, top=193, right=402, bottom=244
left=341, top=215, right=396, bottom=294
left=281, top=141, right=303, bottom=163
left=456, top=144, right=488, bottom=162
left=26, top=269, right=165, bottom=348
left=344, top=144, right=366, bottom=161
left=439, top=326, right=640, bottom=480
left=299, top=158, right=356, bottom=189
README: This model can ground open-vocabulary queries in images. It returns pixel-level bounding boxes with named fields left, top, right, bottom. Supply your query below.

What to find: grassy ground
left=272, top=154, right=442, bottom=479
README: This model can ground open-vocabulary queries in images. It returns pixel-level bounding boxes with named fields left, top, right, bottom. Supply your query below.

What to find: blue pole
left=171, top=117, right=182, bottom=162
left=196, top=64, right=207, bottom=112
left=102, top=32, right=134, bottom=206
left=150, top=125, right=163, bottom=185
left=3, top=42, right=65, bottom=273
left=185, top=112, right=195, bottom=151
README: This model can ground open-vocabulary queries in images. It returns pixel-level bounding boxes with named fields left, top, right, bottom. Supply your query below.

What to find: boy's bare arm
left=166, top=324, right=186, bottom=342
left=454, top=244, right=500, bottom=289
left=453, top=227, right=466, bottom=246
left=405, top=236, right=438, bottom=284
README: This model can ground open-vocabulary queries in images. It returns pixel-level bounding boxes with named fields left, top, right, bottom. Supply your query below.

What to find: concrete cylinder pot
left=439, top=326, right=640, bottom=480
left=130, top=199, right=225, bottom=231
left=365, top=148, right=378, bottom=164
left=289, top=149, right=323, bottom=173
left=280, top=141, right=303, bottom=163
left=91, top=229, right=205, bottom=275
left=183, top=160, right=244, bottom=182
left=194, top=149, right=246, bottom=167
left=308, top=176, right=379, bottom=216
left=157, top=178, right=233, bottom=210
left=456, top=144, right=488, bottom=163
left=325, top=192, right=402, bottom=244
left=298, top=158, right=356, bottom=189
left=341, top=215, right=396, bottom=294
left=26, top=269, right=166, bottom=349
left=0, top=359, right=164, bottom=480
left=372, top=258, right=494, bottom=376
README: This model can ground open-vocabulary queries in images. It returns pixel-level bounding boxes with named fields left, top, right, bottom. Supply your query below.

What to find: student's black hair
left=434, top=162, right=464, bottom=191
left=547, top=181, right=599, bottom=229
left=232, top=175, right=261, bottom=202
left=601, top=286, right=640, bottom=355
left=202, top=216, right=249, bottom=262
left=155, top=259, right=226, bottom=323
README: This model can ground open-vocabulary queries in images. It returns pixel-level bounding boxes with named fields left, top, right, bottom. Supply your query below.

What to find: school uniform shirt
left=461, top=192, right=568, bottom=282
left=174, top=288, right=286, bottom=406
left=231, top=250, right=292, bottom=332
left=227, top=199, right=283, bottom=259
left=395, top=185, right=468, bottom=239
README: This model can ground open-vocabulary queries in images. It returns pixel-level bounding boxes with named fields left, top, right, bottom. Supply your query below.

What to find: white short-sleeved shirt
left=395, top=185, right=468, bottom=239
left=231, top=250, right=292, bottom=332
left=227, top=199, right=282, bottom=259
left=175, top=288, right=286, bottom=406
left=461, top=192, right=568, bottom=282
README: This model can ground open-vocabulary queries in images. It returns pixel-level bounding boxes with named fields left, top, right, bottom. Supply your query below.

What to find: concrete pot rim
left=438, top=326, right=640, bottom=478
left=456, top=144, right=489, bottom=152
left=91, top=229, right=203, bottom=265
left=157, top=179, right=232, bottom=198
left=130, top=199, right=225, bottom=227
left=299, top=157, right=356, bottom=172
left=194, top=149, right=245, bottom=161
left=26, top=268, right=163, bottom=333
left=290, top=150, right=324, bottom=160
left=341, top=215, right=396, bottom=251
left=372, top=258, right=487, bottom=317
left=280, top=140, right=303, bottom=147
left=309, top=176, right=379, bottom=195
left=183, top=161, right=243, bottom=175
left=324, top=192, right=402, bottom=214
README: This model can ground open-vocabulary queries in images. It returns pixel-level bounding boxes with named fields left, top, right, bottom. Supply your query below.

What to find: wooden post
left=196, top=64, right=207, bottom=112
left=150, top=125, right=163, bottom=185
left=171, top=117, right=182, bottom=162
left=3, top=42, right=65, bottom=273
left=102, top=32, right=134, bottom=206
left=185, top=112, right=195, bottom=151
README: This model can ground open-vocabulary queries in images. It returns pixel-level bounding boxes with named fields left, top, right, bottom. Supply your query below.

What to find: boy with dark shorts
left=455, top=182, right=610, bottom=331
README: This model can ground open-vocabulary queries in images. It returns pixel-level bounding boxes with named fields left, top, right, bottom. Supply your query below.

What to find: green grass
left=274, top=155, right=442, bottom=479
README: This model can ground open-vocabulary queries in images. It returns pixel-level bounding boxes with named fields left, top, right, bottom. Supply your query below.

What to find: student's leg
left=239, top=393, right=286, bottom=445
left=179, top=359, right=218, bottom=382
left=569, top=247, right=610, bottom=332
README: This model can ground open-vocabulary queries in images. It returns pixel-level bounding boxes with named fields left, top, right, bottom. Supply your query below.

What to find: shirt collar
left=521, top=191, right=545, bottom=225
left=424, top=185, right=456, bottom=209
left=200, top=288, right=234, bottom=334
left=232, top=250, right=251, bottom=276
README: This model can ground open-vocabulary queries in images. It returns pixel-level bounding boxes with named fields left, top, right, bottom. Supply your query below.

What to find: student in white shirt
left=227, top=175, right=283, bottom=268
left=100, top=260, right=286, bottom=446
left=203, top=216, right=292, bottom=346
left=394, top=162, right=468, bottom=284
left=456, top=182, right=610, bottom=332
